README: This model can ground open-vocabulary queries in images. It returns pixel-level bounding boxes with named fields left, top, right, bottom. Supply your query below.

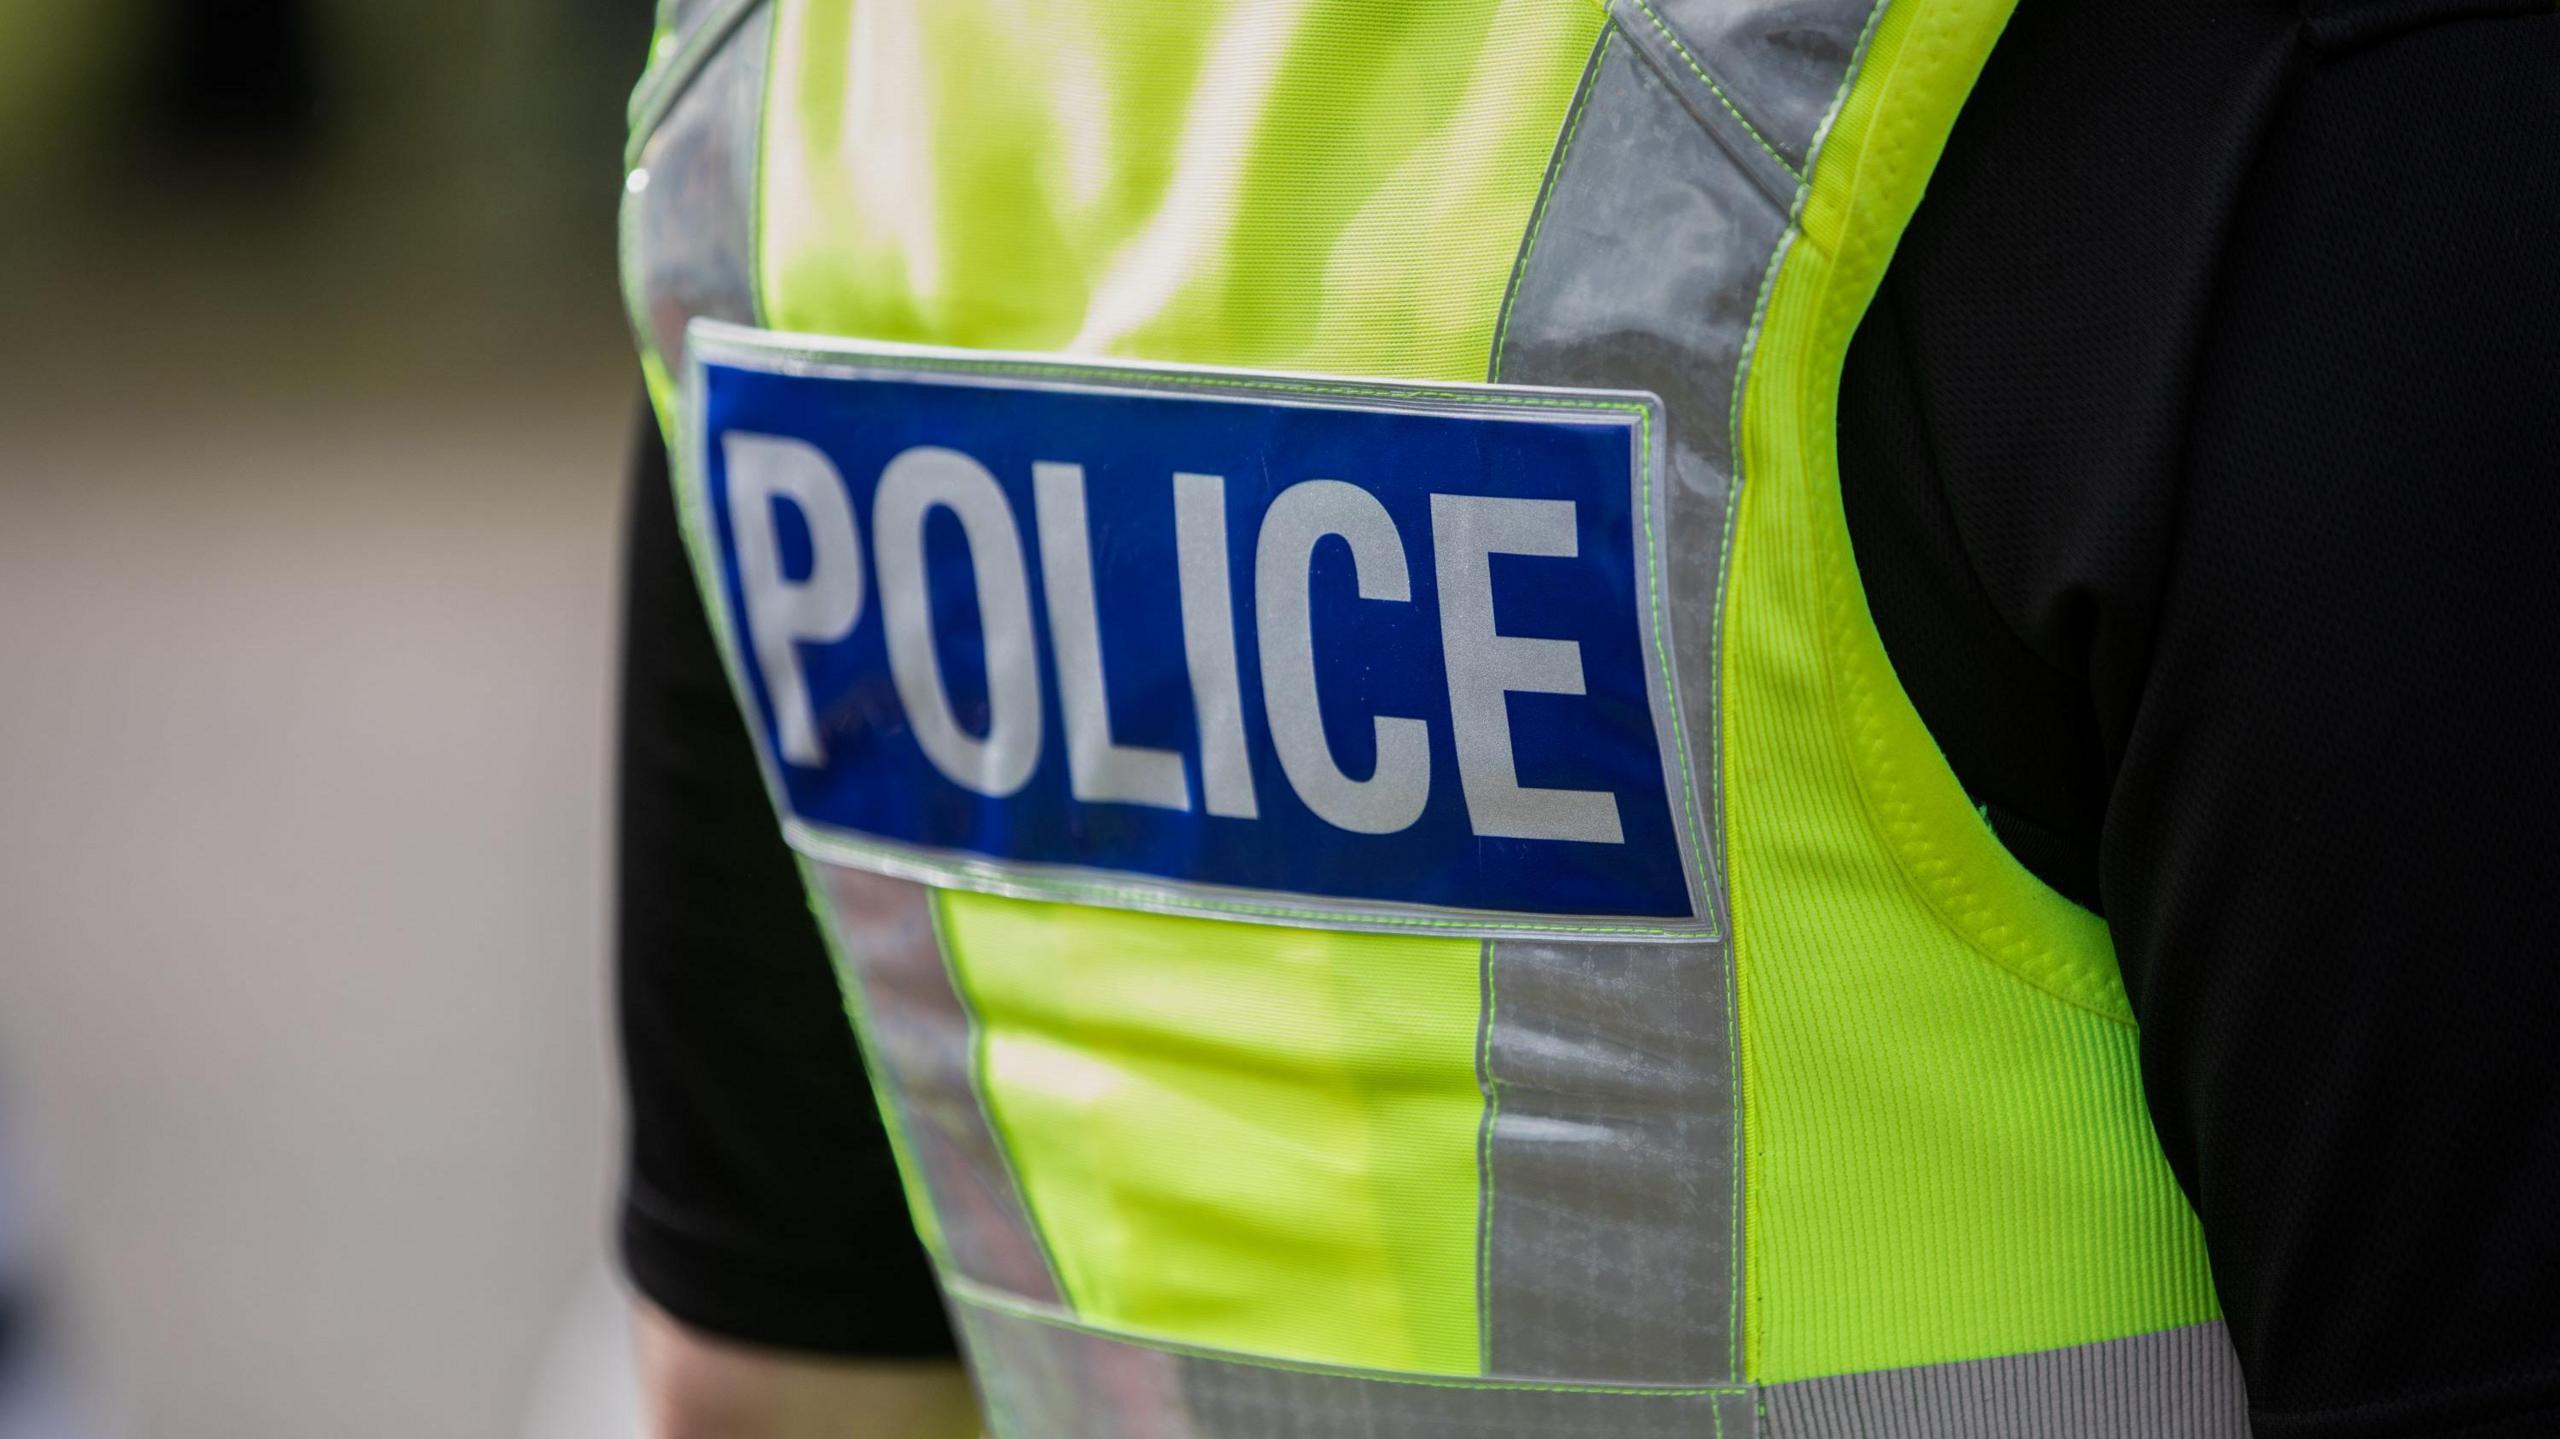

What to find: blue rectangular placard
left=678, top=323, right=1710, bottom=938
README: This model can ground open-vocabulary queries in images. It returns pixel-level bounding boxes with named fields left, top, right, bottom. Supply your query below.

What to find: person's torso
left=620, top=2, right=2239, bottom=1431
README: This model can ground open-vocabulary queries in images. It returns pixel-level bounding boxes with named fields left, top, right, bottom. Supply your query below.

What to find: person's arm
left=2100, top=12, right=2560, bottom=1434
left=618, top=406, right=972, bottom=1434
left=637, top=1305, right=977, bottom=1439
left=1841, top=3, right=2560, bottom=1432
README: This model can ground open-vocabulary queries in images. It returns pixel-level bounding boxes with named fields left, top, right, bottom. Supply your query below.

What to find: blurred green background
left=3, top=0, right=641, bottom=398
left=2, top=4, right=658, bottom=1436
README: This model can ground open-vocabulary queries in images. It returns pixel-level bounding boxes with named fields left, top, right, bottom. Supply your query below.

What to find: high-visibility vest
left=621, top=1, right=2246, bottom=1433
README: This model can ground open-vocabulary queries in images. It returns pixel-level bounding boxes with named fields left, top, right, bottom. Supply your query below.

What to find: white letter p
left=724, top=432, right=865, bottom=767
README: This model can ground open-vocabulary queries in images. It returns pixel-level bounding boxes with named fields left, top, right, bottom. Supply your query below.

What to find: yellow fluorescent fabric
left=936, top=892, right=1485, bottom=1374
left=757, top=0, right=1606, bottom=1376
left=1725, top=0, right=2220, bottom=1382
left=758, top=0, right=1607, bottom=380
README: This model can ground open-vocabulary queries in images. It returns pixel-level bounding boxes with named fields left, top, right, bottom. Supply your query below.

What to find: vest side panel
left=1722, top=0, right=2225, bottom=1384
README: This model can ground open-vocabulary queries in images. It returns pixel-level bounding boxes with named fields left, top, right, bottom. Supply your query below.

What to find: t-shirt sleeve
left=2099, top=15, right=2560, bottom=1436
left=1843, top=5, right=2560, bottom=1434
left=616, top=404, right=955, bottom=1358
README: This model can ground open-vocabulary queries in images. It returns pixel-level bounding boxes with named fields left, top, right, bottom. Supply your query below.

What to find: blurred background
left=1, top=1, right=656, bottom=1434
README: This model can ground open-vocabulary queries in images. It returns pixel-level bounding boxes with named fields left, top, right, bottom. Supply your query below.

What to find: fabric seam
left=786, top=857, right=962, bottom=1264
left=1490, top=24, right=1618, bottom=383
left=945, top=1277, right=1751, bottom=1398
left=787, top=821, right=1691, bottom=937
left=1724, top=222, right=1793, bottom=1388
left=1473, top=936, right=1500, bottom=1376
left=1720, top=2, right=1887, bottom=1382
left=748, top=0, right=781, bottom=328
left=626, top=0, right=770, bottom=166
left=925, top=889, right=1077, bottom=1309
left=1622, top=0, right=1807, bottom=179
left=1797, top=0, right=1896, bottom=180
left=1792, top=5, right=2138, bottom=1027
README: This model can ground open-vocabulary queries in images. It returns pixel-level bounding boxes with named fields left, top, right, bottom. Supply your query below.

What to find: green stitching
left=1490, top=25, right=1616, bottom=382
left=1722, top=222, right=1793, bottom=1381
left=748, top=0, right=780, bottom=328
left=1630, top=384, right=1718, bottom=908
left=1622, top=0, right=1804, bottom=180
left=716, top=341, right=1655, bottom=418
left=944, top=1276, right=1749, bottom=1398
left=1701, top=0, right=1890, bottom=1380
left=1795, top=0, right=1895, bottom=184
left=792, top=820, right=1700, bottom=936
left=1474, top=937, right=1501, bottom=1370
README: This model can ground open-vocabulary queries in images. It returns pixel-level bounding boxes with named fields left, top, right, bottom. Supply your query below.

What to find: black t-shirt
left=615, top=0, right=2560, bottom=1431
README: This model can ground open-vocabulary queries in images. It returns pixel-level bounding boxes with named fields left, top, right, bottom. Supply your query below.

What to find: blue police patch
left=678, top=323, right=1712, bottom=938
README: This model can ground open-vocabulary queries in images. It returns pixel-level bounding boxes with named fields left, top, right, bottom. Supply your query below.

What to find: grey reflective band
left=629, top=0, right=770, bottom=149
left=1763, top=1324, right=2251, bottom=1439
left=949, top=1284, right=1753, bottom=1439
left=1470, top=6, right=1826, bottom=1394
left=1477, top=935, right=1740, bottom=1382
left=815, top=869, right=1062, bottom=1304
left=951, top=1285, right=2241, bottom=1439
left=1630, top=0, right=1886, bottom=172
left=622, top=3, right=768, bottom=374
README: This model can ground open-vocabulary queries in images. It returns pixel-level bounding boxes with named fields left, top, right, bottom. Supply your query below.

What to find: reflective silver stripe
left=1603, top=2, right=1804, bottom=207
left=1496, top=18, right=1795, bottom=863
left=1627, top=0, right=1886, bottom=172
left=630, top=0, right=771, bottom=147
left=1480, top=17, right=1824, bottom=1391
left=663, top=0, right=743, bottom=39
left=1477, top=935, right=1739, bottom=1383
left=948, top=1285, right=1752, bottom=1439
left=622, top=3, right=769, bottom=375
left=1763, top=1323, right=2252, bottom=1439
left=815, top=868, right=1063, bottom=1304
left=956, top=1288, right=2243, bottom=1439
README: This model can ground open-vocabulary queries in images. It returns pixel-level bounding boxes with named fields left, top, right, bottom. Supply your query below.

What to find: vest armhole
left=1732, top=0, right=2131, bottom=1028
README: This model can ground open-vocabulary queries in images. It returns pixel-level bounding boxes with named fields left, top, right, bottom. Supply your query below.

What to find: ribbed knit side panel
left=1721, top=0, right=2226, bottom=1383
